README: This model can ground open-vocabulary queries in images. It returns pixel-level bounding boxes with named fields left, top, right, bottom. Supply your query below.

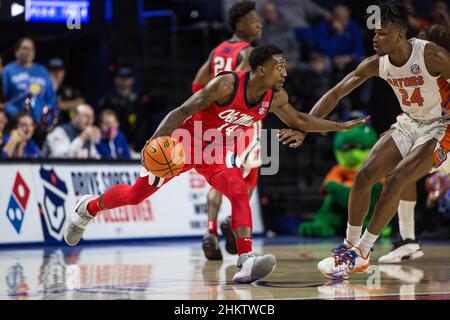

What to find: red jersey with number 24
left=210, top=40, right=250, bottom=77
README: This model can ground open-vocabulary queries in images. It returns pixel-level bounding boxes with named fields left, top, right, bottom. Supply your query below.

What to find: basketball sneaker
left=378, top=238, right=424, bottom=263
left=64, top=195, right=96, bottom=246
left=317, top=246, right=372, bottom=279
left=202, top=233, right=223, bottom=261
left=220, top=216, right=237, bottom=255
left=232, top=252, right=276, bottom=283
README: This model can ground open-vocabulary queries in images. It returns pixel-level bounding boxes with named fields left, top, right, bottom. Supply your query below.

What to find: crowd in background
left=0, top=0, right=448, bottom=160
left=0, top=38, right=147, bottom=160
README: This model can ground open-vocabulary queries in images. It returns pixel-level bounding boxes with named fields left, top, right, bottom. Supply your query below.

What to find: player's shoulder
left=206, top=72, right=237, bottom=94
left=214, top=39, right=230, bottom=49
left=424, top=41, right=449, bottom=59
left=271, top=88, right=289, bottom=108
left=355, top=55, right=379, bottom=77
left=423, top=42, right=449, bottom=76
left=240, top=45, right=254, bottom=56
left=360, top=55, right=379, bottom=70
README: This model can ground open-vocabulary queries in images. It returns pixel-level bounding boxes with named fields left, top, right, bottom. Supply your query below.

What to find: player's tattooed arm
left=236, top=47, right=253, bottom=72
left=424, top=43, right=450, bottom=79
left=309, top=55, right=379, bottom=118
left=269, top=88, right=370, bottom=133
left=150, top=74, right=236, bottom=140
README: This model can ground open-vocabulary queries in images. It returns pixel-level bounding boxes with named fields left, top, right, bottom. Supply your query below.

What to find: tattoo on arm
left=151, top=75, right=235, bottom=139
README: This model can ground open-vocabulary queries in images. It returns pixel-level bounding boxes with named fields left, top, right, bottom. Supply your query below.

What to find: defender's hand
left=277, top=129, right=306, bottom=148
left=337, top=115, right=371, bottom=131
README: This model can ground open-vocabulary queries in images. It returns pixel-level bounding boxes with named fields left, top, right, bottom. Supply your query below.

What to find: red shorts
left=169, top=128, right=242, bottom=185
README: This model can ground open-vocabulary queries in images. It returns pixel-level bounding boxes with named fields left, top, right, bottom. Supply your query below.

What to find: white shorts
left=391, top=114, right=450, bottom=167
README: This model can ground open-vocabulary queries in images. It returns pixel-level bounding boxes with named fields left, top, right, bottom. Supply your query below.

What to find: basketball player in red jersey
left=191, top=1, right=263, bottom=261
left=64, top=44, right=368, bottom=283
left=192, top=1, right=261, bottom=93
left=278, top=2, right=449, bottom=280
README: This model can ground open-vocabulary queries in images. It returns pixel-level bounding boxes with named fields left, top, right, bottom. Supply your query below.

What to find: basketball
left=143, top=136, right=185, bottom=178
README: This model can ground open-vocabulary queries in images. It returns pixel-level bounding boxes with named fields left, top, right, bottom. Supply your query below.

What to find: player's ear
left=236, top=20, right=244, bottom=33
left=256, top=65, right=265, bottom=76
left=397, top=27, right=406, bottom=41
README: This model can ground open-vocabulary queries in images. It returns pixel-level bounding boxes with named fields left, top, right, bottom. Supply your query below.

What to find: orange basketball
left=143, top=136, right=185, bottom=178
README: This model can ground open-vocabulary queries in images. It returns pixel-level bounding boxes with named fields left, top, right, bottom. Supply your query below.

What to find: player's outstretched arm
left=269, top=88, right=370, bottom=133
left=309, top=55, right=379, bottom=118
left=150, top=74, right=235, bottom=139
left=424, top=43, right=450, bottom=79
left=277, top=56, right=378, bottom=147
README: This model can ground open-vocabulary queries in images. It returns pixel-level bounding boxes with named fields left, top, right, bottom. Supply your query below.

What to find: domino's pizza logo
left=6, top=173, right=31, bottom=234
left=37, top=167, right=68, bottom=242
left=410, top=64, right=420, bottom=75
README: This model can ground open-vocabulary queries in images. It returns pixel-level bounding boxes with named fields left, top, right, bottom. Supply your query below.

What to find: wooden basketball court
left=1, top=237, right=449, bottom=300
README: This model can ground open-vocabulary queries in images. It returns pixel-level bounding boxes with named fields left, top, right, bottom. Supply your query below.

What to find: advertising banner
left=0, top=162, right=263, bottom=246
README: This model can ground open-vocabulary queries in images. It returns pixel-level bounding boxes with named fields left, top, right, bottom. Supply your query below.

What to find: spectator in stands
left=285, top=52, right=331, bottom=111
left=47, top=58, right=85, bottom=124
left=44, top=104, right=100, bottom=159
left=96, top=109, right=131, bottom=160
left=260, top=1, right=300, bottom=70
left=0, top=56, right=5, bottom=108
left=312, top=4, right=365, bottom=73
left=2, top=38, right=57, bottom=136
left=98, top=66, right=147, bottom=150
left=0, top=109, right=8, bottom=156
left=430, top=0, right=450, bottom=30
left=2, top=113, right=43, bottom=158
left=273, top=0, right=330, bottom=29
left=406, top=0, right=450, bottom=33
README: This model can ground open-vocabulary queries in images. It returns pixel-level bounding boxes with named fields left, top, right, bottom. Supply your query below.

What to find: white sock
left=345, top=223, right=362, bottom=247
left=356, top=230, right=379, bottom=258
left=398, top=200, right=416, bottom=241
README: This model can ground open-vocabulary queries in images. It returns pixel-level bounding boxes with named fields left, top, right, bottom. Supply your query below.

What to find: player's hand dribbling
left=140, top=139, right=151, bottom=169
left=337, top=115, right=371, bottom=131
left=277, top=129, right=306, bottom=148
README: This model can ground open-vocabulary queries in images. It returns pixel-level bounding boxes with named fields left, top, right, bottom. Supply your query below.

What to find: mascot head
left=333, top=111, right=378, bottom=169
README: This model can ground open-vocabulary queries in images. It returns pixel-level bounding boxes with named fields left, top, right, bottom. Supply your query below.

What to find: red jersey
left=181, top=72, right=273, bottom=146
left=210, top=40, right=251, bottom=78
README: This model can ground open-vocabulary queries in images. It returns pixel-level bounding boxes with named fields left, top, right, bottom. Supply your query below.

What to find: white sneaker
left=378, top=239, right=424, bottom=263
left=318, top=246, right=372, bottom=280
left=64, top=195, right=96, bottom=246
left=232, top=252, right=276, bottom=284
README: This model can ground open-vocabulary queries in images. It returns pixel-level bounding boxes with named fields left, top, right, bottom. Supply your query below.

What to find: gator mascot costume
left=298, top=111, right=392, bottom=238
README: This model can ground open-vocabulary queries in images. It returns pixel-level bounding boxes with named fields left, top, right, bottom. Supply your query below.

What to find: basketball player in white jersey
left=291, top=2, right=449, bottom=279
left=378, top=24, right=449, bottom=264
